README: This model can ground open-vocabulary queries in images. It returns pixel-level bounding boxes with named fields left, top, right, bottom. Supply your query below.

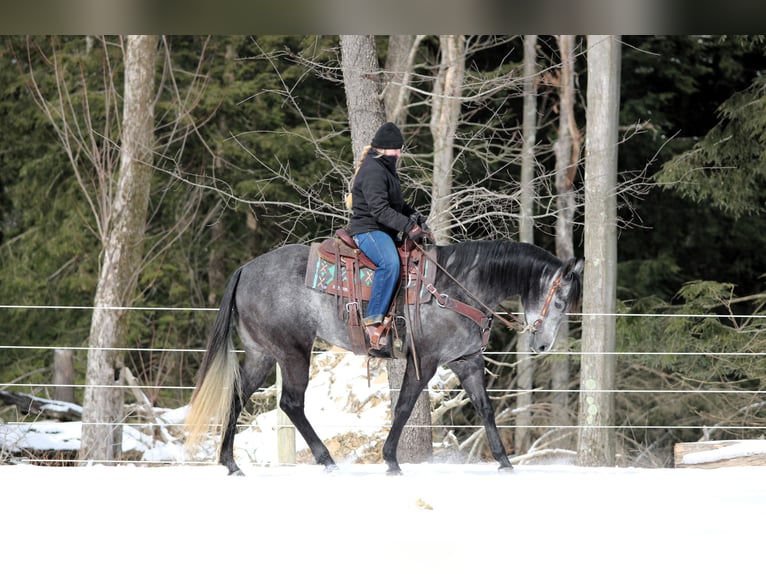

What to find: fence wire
left=1, top=304, right=764, bottom=466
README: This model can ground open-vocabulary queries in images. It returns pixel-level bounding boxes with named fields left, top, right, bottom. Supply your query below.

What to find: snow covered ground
left=2, top=349, right=765, bottom=573
left=2, top=462, right=764, bottom=574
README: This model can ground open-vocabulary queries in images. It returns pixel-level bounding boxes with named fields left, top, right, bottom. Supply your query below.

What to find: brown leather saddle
left=305, top=229, right=435, bottom=355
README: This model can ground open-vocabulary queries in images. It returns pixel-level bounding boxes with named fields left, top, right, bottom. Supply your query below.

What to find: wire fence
left=1, top=304, right=764, bottom=466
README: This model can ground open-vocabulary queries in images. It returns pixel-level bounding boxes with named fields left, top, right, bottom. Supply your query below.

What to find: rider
left=349, top=122, right=430, bottom=349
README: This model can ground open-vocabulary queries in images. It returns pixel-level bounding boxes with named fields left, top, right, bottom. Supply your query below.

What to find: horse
left=185, top=239, right=583, bottom=476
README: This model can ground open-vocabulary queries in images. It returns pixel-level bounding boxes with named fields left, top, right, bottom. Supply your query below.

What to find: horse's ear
left=563, top=258, right=584, bottom=313
left=563, top=258, right=584, bottom=282
left=562, top=258, right=577, bottom=280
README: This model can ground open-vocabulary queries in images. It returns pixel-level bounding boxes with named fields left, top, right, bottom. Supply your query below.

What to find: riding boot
left=365, top=323, right=388, bottom=350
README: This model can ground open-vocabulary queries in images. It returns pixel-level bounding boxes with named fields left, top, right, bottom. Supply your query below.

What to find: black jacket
left=349, top=153, right=416, bottom=238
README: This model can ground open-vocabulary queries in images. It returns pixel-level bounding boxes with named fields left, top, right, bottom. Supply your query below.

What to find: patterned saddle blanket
left=304, top=229, right=435, bottom=306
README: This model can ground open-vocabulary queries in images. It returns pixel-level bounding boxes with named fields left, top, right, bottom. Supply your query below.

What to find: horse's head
left=524, top=257, right=583, bottom=353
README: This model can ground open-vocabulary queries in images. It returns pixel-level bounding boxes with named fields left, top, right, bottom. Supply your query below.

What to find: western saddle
left=305, top=229, right=434, bottom=355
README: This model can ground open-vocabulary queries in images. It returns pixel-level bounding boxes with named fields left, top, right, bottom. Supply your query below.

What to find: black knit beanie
left=371, top=122, right=404, bottom=149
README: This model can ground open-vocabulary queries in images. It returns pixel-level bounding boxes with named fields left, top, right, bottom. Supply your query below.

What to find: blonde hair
left=345, top=145, right=383, bottom=210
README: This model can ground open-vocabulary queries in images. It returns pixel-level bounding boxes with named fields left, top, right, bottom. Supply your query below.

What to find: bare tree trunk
left=383, top=34, right=433, bottom=462
left=341, top=34, right=432, bottom=463
left=578, top=35, right=620, bottom=466
left=550, top=35, right=581, bottom=447
left=339, top=35, right=386, bottom=161
left=519, top=34, right=538, bottom=248
left=554, top=35, right=579, bottom=264
left=79, top=35, right=157, bottom=463
left=514, top=34, right=538, bottom=455
left=429, top=35, right=466, bottom=244
left=384, top=35, right=424, bottom=125
left=386, top=359, right=432, bottom=463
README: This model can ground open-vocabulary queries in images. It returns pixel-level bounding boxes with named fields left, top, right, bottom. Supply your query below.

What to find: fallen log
left=0, top=390, right=82, bottom=421
left=674, top=440, right=766, bottom=469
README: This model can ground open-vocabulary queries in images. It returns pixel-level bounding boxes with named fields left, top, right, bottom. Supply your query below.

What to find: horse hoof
left=324, top=463, right=339, bottom=474
left=228, top=469, right=246, bottom=477
left=386, top=467, right=403, bottom=476
left=498, top=464, right=514, bottom=473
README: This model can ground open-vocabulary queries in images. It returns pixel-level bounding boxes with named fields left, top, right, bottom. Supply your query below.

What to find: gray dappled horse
left=185, top=239, right=583, bottom=475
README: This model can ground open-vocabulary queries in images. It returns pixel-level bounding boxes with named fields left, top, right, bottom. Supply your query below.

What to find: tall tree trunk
left=386, top=358, right=432, bottom=463
left=383, top=34, right=432, bottom=462
left=519, top=34, right=538, bottom=247
left=341, top=34, right=432, bottom=463
left=550, top=35, right=581, bottom=447
left=515, top=34, right=538, bottom=455
left=384, top=35, right=423, bottom=125
left=554, top=35, right=579, bottom=264
left=339, top=35, right=386, bottom=161
left=79, top=35, right=157, bottom=463
left=429, top=35, right=466, bottom=244
left=577, top=35, right=620, bottom=466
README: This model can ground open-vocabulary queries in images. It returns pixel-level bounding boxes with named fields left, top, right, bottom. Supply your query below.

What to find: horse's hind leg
left=278, top=351, right=337, bottom=470
left=447, top=354, right=513, bottom=471
left=219, top=349, right=276, bottom=476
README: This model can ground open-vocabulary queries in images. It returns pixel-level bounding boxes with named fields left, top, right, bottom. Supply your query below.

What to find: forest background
left=1, top=35, right=764, bottom=467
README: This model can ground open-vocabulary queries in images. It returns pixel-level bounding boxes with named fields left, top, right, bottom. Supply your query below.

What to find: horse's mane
left=437, top=240, right=578, bottom=307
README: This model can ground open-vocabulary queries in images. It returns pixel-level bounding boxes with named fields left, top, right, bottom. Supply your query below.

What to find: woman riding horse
left=348, top=122, right=430, bottom=350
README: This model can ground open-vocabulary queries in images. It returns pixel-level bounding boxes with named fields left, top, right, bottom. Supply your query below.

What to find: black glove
left=406, top=222, right=426, bottom=242
left=412, top=212, right=430, bottom=231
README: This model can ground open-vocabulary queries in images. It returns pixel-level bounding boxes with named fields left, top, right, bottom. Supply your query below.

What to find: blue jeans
left=354, top=231, right=399, bottom=325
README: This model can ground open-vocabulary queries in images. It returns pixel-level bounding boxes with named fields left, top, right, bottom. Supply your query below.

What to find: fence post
left=52, top=349, right=75, bottom=404
left=275, top=365, right=296, bottom=464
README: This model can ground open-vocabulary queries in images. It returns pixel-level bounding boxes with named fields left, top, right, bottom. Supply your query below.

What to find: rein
left=413, top=242, right=563, bottom=338
left=533, top=271, right=563, bottom=331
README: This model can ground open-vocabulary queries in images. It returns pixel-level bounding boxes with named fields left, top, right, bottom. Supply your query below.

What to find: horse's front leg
left=447, top=354, right=513, bottom=471
left=382, top=357, right=433, bottom=475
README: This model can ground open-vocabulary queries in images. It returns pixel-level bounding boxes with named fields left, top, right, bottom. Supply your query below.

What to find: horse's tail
left=184, top=267, right=244, bottom=459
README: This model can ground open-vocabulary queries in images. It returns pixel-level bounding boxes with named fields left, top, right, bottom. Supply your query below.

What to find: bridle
left=413, top=242, right=567, bottom=337
left=400, top=241, right=569, bottom=381
left=531, top=270, right=564, bottom=332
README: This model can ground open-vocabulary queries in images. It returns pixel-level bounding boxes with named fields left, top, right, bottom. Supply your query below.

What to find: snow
left=2, top=463, right=764, bottom=573
left=234, top=351, right=394, bottom=464
left=1, top=420, right=83, bottom=451
left=2, top=349, right=765, bottom=573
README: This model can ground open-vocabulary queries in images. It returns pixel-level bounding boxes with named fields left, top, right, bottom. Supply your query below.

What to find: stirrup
left=366, top=324, right=388, bottom=350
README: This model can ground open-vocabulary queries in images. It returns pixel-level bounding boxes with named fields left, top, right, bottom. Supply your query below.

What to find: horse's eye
left=554, top=301, right=564, bottom=310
